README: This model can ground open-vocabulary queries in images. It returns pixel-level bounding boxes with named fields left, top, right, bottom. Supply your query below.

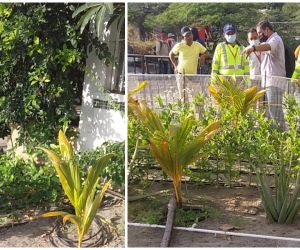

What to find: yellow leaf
left=41, top=211, right=68, bottom=218
left=128, top=81, right=149, bottom=97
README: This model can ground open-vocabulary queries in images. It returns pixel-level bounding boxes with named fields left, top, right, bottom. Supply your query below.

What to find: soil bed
left=128, top=182, right=300, bottom=247
left=0, top=197, right=124, bottom=247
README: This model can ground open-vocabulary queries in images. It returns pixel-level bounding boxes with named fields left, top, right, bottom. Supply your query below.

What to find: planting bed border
left=128, top=222, right=300, bottom=243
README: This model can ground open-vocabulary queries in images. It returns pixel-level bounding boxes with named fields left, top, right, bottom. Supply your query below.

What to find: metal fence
left=128, top=54, right=212, bottom=75
left=128, top=74, right=300, bottom=128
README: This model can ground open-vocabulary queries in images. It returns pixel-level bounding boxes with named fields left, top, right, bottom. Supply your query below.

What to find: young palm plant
left=208, top=75, right=266, bottom=120
left=129, top=97, right=220, bottom=206
left=39, top=130, right=113, bottom=247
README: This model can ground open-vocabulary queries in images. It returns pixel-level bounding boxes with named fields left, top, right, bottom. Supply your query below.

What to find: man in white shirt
left=247, top=28, right=261, bottom=83
left=244, top=21, right=286, bottom=129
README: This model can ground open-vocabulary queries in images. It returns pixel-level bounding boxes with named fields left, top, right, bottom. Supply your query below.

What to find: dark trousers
left=158, top=60, right=169, bottom=74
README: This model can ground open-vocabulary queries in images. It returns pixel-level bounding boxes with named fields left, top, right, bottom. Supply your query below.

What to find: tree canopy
left=129, top=3, right=300, bottom=48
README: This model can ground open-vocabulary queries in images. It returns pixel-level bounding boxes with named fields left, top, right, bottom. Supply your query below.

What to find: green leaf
left=78, top=6, right=101, bottom=34
left=33, top=36, right=39, bottom=45
left=95, top=6, right=107, bottom=38
left=72, top=3, right=102, bottom=18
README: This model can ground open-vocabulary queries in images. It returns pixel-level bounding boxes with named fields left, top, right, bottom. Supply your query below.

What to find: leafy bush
left=0, top=3, right=87, bottom=145
left=77, top=141, right=125, bottom=192
left=0, top=152, right=62, bottom=212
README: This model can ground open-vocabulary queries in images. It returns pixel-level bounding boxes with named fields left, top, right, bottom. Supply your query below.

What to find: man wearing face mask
left=212, top=23, right=249, bottom=78
left=247, top=28, right=261, bottom=83
left=244, top=21, right=286, bottom=129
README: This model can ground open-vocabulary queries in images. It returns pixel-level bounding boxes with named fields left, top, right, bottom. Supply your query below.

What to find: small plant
left=129, top=93, right=220, bottom=206
left=39, top=130, right=113, bottom=247
left=208, top=75, right=266, bottom=121
left=253, top=95, right=300, bottom=224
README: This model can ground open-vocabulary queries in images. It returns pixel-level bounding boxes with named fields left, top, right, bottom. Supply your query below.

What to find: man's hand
left=199, top=53, right=207, bottom=66
left=243, top=45, right=254, bottom=56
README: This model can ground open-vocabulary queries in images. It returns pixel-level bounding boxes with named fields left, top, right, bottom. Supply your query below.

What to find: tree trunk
left=160, top=195, right=177, bottom=247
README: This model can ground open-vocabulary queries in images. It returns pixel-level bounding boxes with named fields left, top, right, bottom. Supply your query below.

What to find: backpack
left=284, top=43, right=295, bottom=78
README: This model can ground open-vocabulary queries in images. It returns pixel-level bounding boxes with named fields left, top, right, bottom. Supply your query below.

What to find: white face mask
left=225, top=34, right=236, bottom=43
left=249, top=39, right=260, bottom=47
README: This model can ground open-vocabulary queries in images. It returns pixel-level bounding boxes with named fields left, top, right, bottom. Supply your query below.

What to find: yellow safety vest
left=212, top=42, right=249, bottom=76
left=292, top=58, right=300, bottom=79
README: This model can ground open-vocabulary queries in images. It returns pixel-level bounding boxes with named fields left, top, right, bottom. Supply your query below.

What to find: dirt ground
left=0, top=197, right=124, bottom=248
left=128, top=182, right=300, bottom=247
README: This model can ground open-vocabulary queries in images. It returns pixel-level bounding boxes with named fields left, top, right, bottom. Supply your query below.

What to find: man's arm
left=244, top=43, right=271, bottom=56
left=199, top=50, right=208, bottom=66
left=169, top=51, right=178, bottom=73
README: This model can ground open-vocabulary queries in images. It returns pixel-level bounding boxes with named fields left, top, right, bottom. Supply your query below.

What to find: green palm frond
left=73, top=3, right=124, bottom=38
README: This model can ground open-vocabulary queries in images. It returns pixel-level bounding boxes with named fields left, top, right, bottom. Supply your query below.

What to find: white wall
left=77, top=19, right=125, bottom=151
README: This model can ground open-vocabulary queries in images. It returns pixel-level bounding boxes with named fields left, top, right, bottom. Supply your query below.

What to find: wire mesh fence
left=128, top=74, right=300, bottom=127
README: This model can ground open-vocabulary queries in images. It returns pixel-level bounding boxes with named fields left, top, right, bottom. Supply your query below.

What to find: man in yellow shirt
left=169, top=26, right=207, bottom=74
left=169, top=26, right=207, bottom=99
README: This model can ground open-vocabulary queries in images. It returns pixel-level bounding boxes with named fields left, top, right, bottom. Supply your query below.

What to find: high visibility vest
left=212, top=42, right=249, bottom=76
left=292, top=54, right=300, bottom=79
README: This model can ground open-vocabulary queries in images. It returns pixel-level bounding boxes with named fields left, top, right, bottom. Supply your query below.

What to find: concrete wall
left=77, top=18, right=125, bottom=151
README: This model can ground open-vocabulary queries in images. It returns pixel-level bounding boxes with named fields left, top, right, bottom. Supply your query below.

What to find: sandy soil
left=128, top=182, right=300, bottom=247
left=0, top=198, right=124, bottom=248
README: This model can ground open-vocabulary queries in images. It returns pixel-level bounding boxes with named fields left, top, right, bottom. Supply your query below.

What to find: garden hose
left=48, top=216, right=112, bottom=247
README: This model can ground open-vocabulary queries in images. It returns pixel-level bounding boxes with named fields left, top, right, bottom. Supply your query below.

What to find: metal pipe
left=128, top=222, right=300, bottom=242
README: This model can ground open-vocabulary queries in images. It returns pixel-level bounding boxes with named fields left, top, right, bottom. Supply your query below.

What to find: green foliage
left=73, top=3, right=124, bottom=38
left=128, top=196, right=168, bottom=225
left=0, top=152, right=62, bottom=212
left=72, top=3, right=125, bottom=66
left=129, top=3, right=300, bottom=48
left=77, top=141, right=125, bottom=191
left=175, top=208, right=219, bottom=227
left=0, top=3, right=86, bottom=145
left=253, top=95, right=300, bottom=224
left=143, top=3, right=265, bottom=42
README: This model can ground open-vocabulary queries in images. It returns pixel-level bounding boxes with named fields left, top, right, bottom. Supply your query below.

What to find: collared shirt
left=171, top=41, right=207, bottom=74
left=249, top=51, right=261, bottom=80
left=261, top=32, right=286, bottom=86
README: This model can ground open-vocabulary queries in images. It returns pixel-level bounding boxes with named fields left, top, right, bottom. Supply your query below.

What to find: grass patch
left=128, top=196, right=168, bottom=224
left=229, top=216, right=247, bottom=228
left=175, top=207, right=220, bottom=227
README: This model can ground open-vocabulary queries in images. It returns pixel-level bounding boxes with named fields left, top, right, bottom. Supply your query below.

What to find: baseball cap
left=180, top=26, right=191, bottom=36
left=168, top=33, right=175, bottom=38
left=223, top=24, right=236, bottom=34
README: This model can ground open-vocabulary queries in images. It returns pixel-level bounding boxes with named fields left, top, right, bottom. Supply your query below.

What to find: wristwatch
left=252, top=45, right=256, bottom=52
